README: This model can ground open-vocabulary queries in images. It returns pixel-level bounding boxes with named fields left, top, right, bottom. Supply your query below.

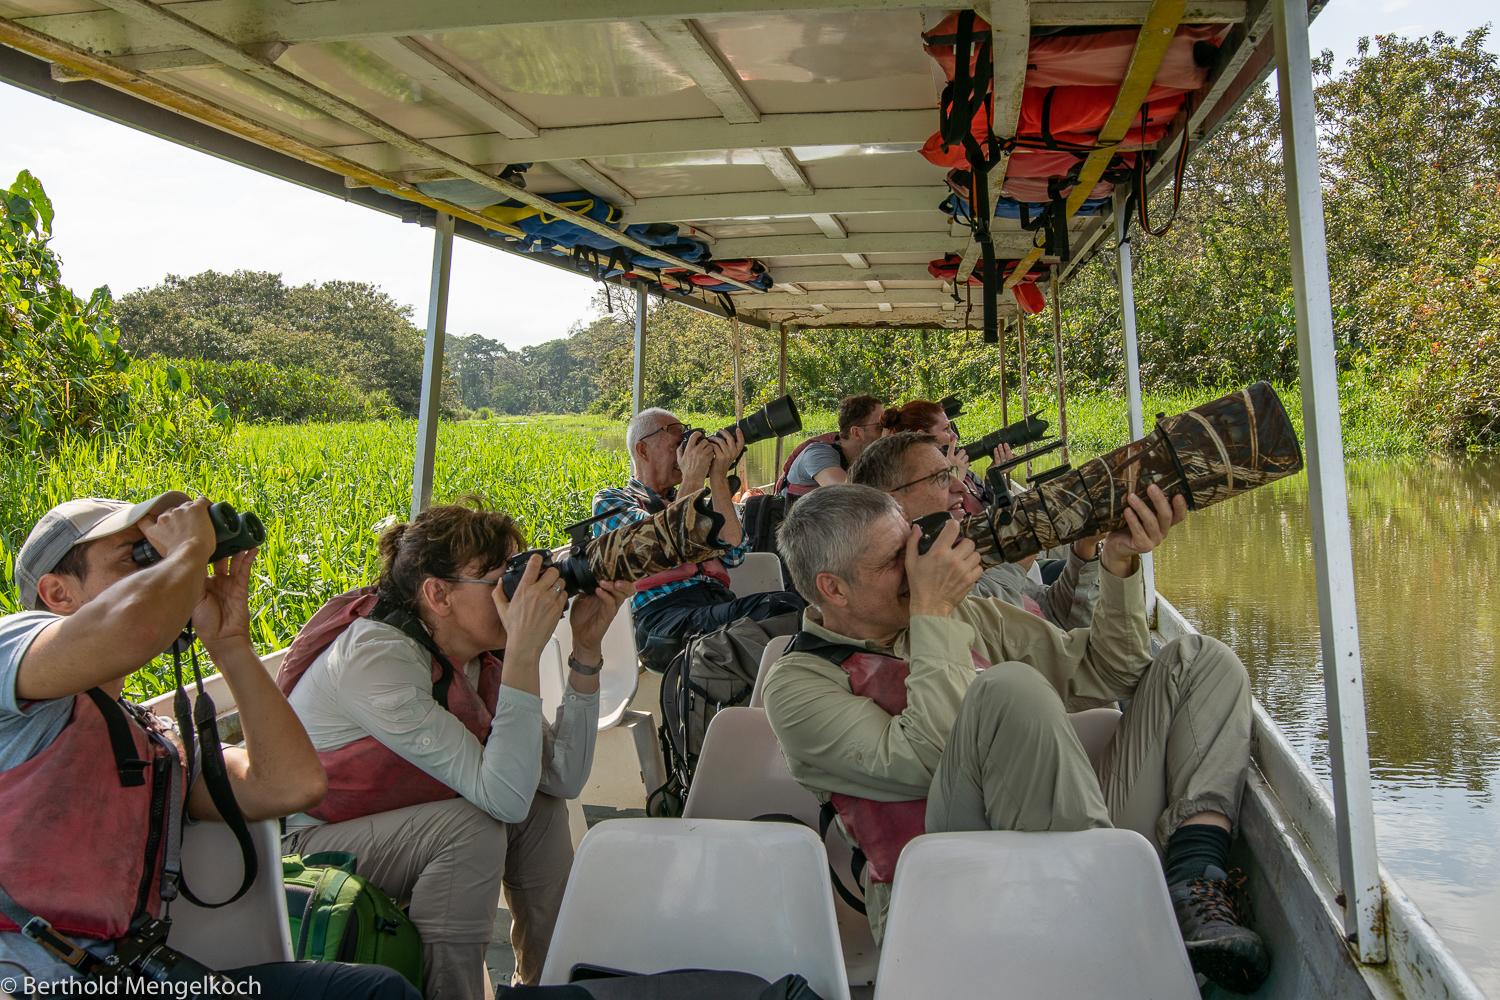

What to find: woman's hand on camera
left=492, top=554, right=568, bottom=661
left=568, top=579, right=633, bottom=664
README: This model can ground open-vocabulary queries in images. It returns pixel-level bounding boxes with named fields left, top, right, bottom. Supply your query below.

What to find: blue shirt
left=591, top=479, right=748, bottom=612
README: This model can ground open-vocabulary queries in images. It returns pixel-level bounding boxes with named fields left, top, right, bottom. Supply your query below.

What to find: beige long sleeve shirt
left=761, top=562, right=1150, bottom=804
left=761, top=563, right=1150, bottom=942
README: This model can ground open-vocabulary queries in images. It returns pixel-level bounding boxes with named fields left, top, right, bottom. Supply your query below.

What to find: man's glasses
left=891, top=465, right=960, bottom=493
left=638, top=422, right=687, bottom=444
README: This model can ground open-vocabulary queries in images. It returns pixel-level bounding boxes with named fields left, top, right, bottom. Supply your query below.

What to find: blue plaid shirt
left=592, top=478, right=748, bottom=612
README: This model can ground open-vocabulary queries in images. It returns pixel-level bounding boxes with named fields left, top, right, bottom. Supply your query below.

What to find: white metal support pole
left=1049, top=265, right=1070, bottom=465
left=732, top=316, right=744, bottom=421
left=632, top=284, right=647, bottom=415
left=773, top=323, right=789, bottom=473
left=1017, top=312, right=1032, bottom=478
left=1114, top=191, right=1155, bottom=617
left=410, top=211, right=454, bottom=519
left=1275, top=0, right=1385, bottom=963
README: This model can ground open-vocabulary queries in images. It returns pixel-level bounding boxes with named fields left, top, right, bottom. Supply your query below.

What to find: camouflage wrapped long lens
left=964, top=382, right=1305, bottom=564
left=584, top=487, right=733, bottom=581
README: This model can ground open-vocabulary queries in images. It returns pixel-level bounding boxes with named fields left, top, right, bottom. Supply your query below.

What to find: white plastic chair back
left=682, top=708, right=881, bottom=988
left=167, top=819, right=295, bottom=967
left=727, top=552, right=784, bottom=596
left=542, top=819, right=851, bottom=999
left=142, top=647, right=286, bottom=728
left=545, top=607, right=640, bottom=731
left=1068, top=707, right=1122, bottom=767
left=748, top=633, right=793, bottom=709
left=874, top=830, right=1197, bottom=1000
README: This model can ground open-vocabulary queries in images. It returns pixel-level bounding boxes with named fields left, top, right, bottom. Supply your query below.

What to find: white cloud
left=0, top=85, right=598, bottom=350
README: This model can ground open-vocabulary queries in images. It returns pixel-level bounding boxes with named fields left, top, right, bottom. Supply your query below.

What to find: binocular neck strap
left=171, top=627, right=258, bottom=910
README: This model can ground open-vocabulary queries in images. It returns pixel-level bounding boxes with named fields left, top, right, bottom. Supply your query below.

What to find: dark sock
left=1164, top=824, right=1232, bottom=884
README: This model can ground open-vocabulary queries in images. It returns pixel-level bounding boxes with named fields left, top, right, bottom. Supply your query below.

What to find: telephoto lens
left=959, top=413, right=1051, bottom=463
left=680, top=394, right=803, bottom=451
left=130, top=501, right=267, bottom=567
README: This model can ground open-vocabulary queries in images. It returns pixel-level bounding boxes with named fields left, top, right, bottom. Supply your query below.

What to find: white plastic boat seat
left=874, top=829, right=1197, bottom=1000
left=1068, top=706, right=1123, bottom=767
left=682, top=707, right=880, bottom=987
left=545, top=608, right=640, bottom=731
left=727, top=552, right=785, bottom=596
left=166, top=818, right=295, bottom=968
left=747, top=633, right=793, bottom=709
left=541, top=818, right=851, bottom=1000
left=142, top=647, right=286, bottom=729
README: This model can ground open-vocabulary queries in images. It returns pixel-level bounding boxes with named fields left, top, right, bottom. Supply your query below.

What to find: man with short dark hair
left=778, top=394, right=885, bottom=495
left=593, top=408, right=803, bottom=670
left=761, top=485, right=1268, bottom=994
left=850, top=433, right=1100, bottom=628
left=1, top=494, right=417, bottom=997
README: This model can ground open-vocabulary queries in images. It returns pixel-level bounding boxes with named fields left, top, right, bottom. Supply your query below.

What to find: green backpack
left=282, top=851, right=424, bottom=989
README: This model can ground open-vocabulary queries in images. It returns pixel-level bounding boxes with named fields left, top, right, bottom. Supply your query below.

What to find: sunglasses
left=891, top=464, right=960, bottom=493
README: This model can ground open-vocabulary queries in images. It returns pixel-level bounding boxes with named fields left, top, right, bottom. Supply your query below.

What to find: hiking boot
left=1169, top=865, right=1270, bottom=994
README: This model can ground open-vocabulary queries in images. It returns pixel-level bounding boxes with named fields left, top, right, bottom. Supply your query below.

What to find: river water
left=609, top=433, right=1499, bottom=992
left=1156, top=455, right=1500, bottom=995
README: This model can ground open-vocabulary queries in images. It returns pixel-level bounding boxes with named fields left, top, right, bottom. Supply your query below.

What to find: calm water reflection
left=598, top=429, right=1499, bottom=991
left=1157, top=456, right=1500, bottom=994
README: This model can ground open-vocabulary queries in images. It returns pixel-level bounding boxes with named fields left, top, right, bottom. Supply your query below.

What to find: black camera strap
left=171, top=626, right=258, bottom=909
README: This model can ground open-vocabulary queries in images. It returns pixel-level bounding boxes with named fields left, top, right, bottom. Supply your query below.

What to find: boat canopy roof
left=0, top=1, right=1290, bottom=330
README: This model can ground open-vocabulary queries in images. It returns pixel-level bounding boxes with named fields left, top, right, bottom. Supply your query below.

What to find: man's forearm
left=708, top=473, right=743, bottom=545
left=202, top=637, right=326, bottom=820
left=16, top=547, right=208, bottom=701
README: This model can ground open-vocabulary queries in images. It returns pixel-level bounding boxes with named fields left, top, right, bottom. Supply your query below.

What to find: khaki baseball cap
left=14, top=491, right=192, bottom=611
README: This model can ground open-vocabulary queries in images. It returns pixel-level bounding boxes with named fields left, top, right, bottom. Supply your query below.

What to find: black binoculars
left=680, top=394, right=802, bottom=451
left=131, top=501, right=267, bottom=567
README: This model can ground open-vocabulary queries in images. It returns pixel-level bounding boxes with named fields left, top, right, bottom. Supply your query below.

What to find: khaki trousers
left=927, top=633, right=1252, bottom=849
left=282, top=793, right=574, bottom=999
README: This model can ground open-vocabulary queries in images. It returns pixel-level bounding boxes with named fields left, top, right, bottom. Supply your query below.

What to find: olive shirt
left=760, top=564, right=1150, bottom=937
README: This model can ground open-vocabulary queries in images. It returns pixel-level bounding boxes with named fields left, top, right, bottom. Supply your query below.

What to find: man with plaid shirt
left=593, top=408, right=804, bottom=670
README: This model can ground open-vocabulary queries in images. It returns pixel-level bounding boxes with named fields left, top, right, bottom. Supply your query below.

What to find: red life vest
left=776, top=432, right=846, bottom=496
left=276, top=587, right=503, bottom=824
left=788, top=633, right=991, bottom=883
left=1026, top=25, right=1222, bottom=90
left=634, top=559, right=731, bottom=592
left=0, top=690, right=181, bottom=940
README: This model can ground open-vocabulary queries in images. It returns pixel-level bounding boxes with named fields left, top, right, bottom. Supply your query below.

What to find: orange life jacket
left=277, top=587, right=503, bottom=824
left=776, top=433, right=845, bottom=497
left=788, top=633, right=992, bottom=883
left=0, top=690, right=182, bottom=939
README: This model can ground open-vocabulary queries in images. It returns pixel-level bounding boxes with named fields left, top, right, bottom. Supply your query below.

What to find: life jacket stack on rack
left=928, top=254, right=1050, bottom=315
left=398, top=173, right=773, bottom=310
left=919, top=14, right=1225, bottom=299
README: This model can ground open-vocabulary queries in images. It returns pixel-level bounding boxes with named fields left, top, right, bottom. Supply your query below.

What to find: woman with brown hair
left=275, top=498, right=631, bottom=999
left=879, top=399, right=989, bottom=512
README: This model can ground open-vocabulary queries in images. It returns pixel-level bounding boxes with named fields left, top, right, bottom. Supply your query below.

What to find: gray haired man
left=760, top=484, right=1268, bottom=993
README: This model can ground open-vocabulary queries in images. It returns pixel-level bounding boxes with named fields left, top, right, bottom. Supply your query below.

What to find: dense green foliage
left=116, top=270, right=433, bottom=414
left=1, top=171, right=229, bottom=454
left=160, top=357, right=398, bottom=423
left=447, top=333, right=596, bottom=414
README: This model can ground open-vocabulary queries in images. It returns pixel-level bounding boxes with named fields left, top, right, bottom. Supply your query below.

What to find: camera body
left=90, top=918, right=233, bottom=987
left=679, top=394, right=802, bottom=451
left=913, top=511, right=957, bottom=555
left=131, top=501, right=267, bottom=567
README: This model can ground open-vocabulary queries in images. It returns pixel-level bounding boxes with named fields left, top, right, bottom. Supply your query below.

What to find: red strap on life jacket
left=788, top=632, right=991, bottom=882
left=634, top=559, right=732, bottom=592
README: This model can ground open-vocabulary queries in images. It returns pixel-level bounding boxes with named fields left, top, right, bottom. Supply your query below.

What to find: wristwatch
left=568, top=654, right=603, bottom=676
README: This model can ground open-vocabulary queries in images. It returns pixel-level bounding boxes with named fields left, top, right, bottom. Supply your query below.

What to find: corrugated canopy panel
left=0, top=0, right=1268, bottom=328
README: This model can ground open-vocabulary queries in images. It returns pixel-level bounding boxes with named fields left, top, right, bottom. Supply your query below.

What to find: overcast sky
left=1, top=0, right=1494, bottom=351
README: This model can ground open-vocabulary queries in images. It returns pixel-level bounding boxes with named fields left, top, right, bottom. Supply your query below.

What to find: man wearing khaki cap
left=0, top=493, right=418, bottom=998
